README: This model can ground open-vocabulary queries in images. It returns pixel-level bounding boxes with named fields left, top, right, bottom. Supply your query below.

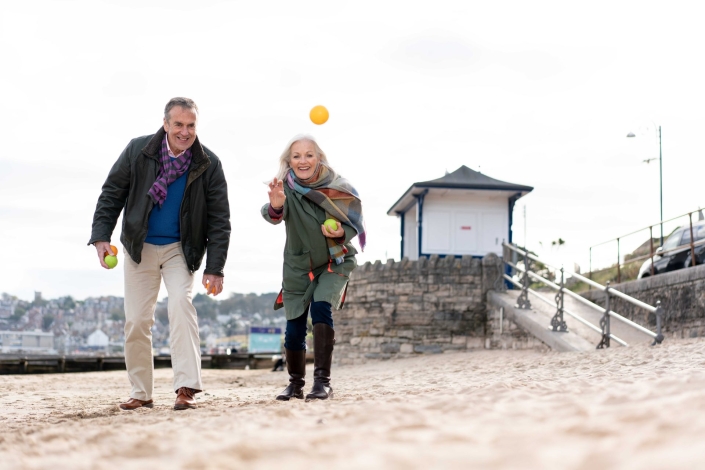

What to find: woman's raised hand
left=268, top=178, right=286, bottom=209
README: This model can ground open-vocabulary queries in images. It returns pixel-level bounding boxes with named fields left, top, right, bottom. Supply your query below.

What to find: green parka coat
left=262, top=183, right=358, bottom=320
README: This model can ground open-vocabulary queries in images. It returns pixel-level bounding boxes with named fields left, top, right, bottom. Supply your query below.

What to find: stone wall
left=581, top=263, right=705, bottom=340
left=334, top=253, right=543, bottom=365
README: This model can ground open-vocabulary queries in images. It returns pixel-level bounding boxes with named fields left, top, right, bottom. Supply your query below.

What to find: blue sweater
left=145, top=165, right=188, bottom=245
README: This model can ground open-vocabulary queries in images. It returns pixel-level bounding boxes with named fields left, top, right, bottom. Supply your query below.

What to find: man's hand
left=94, top=241, right=113, bottom=269
left=268, top=178, right=286, bottom=209
left=321, top=222, right=344, bottom=239
left=203, top=273, right=224, bottom=296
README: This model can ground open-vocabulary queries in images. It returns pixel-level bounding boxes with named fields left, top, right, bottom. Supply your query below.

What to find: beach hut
left=387, top=165, right=533, bottom=260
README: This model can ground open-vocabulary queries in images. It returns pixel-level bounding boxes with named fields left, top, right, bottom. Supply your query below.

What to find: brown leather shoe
left=174, top=387, right=198, bottom=410
left=119, top=398, right=154, bottom=411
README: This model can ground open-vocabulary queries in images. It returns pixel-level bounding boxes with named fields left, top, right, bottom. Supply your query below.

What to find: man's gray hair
left=164, top=97, right=199, bottom=121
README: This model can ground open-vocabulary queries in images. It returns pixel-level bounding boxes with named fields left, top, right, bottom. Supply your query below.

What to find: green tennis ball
left=324, top=219, right=339, bottom=232
left=105, top=254, right=118, bottom=269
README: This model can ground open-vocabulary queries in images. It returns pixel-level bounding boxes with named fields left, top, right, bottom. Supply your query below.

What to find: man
left=89, top=97, right=230, bottom=411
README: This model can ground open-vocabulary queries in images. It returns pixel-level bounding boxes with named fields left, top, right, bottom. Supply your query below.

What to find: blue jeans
left=284, top=301, right=333, bottom=351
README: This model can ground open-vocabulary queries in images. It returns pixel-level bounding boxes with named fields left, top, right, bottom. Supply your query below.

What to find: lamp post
left=627, top=125, right=663, bottom=246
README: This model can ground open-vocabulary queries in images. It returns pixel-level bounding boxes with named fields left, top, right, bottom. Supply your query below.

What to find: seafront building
left=0, top=330, right=55, bottom=354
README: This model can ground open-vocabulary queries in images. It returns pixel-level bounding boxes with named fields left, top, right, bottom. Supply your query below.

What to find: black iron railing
left=503, top=242, right=664, bottom=348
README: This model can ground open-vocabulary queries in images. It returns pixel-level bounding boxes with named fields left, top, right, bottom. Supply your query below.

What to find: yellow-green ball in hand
left=104, top=254, right=118, bottom=269
left=324, top=219, right=339, bottom=233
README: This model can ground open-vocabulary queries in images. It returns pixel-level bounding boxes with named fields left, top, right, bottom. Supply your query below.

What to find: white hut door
left=455, top=212, right=478, bottom=254
left=480, top=212, right=504, bottom=255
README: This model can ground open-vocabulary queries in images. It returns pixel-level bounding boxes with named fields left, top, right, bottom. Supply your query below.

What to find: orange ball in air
left=309, top=105, right=329, bottom=125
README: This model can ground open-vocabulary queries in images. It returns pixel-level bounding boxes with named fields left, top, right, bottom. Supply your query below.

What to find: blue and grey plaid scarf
left=147, top=135, right=192, bottom=207
left=287, top=165, right=366, bottom=264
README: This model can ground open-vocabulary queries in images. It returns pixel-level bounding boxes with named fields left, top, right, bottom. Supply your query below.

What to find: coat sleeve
left=88, top=141, right=134, bottom=245
left=204, top=158, right=231, bottom=276
left=261, top=202, right=286, bottom=225
left=338, top=224, right=357, bottom=245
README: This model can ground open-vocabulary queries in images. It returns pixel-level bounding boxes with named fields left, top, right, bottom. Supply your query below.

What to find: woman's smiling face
left=289, top=139, right=319, bottom=180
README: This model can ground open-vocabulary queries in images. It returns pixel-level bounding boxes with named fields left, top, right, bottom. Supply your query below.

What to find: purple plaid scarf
left=148, top=135, right=192, bottom=207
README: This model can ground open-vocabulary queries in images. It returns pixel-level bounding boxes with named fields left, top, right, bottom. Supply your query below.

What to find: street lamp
left=627, top=125, right=663, bottom=246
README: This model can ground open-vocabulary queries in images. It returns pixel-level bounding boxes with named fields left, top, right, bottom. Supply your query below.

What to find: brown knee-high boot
left=276, top=348, right=306, bottom=401
left=306, top=323, right=335, bottom=400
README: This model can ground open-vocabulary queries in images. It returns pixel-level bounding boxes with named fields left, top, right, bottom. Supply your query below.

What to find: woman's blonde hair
left=275, top=134, right=331, bottom=181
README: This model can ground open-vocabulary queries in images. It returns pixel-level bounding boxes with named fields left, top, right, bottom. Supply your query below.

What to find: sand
left=2, top=339, right=705, bottom=470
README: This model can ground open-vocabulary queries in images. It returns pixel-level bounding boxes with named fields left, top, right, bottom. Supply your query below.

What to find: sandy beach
left=2, top=338, right=705, bottom=470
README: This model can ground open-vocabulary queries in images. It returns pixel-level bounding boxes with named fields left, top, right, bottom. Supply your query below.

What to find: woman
left=262, top=134, right=365, bottom=401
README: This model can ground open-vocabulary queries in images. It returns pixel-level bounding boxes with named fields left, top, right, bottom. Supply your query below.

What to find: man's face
left=163, top=106, right=198, bottom=155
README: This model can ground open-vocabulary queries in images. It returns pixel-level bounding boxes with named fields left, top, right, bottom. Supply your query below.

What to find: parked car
left=637, top=220, right=705, bottom=278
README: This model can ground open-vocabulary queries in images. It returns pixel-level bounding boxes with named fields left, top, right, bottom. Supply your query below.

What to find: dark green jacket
left=262, top=183, right=357, bottom=320
left=89, top=128, right=231, bottom=275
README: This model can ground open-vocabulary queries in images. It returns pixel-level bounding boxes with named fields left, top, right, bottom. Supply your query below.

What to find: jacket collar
left=142, top=127, right=208, bottom=163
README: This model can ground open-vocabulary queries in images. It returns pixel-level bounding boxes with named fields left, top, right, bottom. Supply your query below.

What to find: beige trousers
left=123, top=242, right=202, bottom=400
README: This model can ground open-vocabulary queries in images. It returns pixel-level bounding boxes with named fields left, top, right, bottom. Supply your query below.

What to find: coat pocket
left=282, top=251, right=312, bottom=294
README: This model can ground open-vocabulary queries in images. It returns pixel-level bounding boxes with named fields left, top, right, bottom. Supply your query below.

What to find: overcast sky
left=2, top=0, right=704, bottom=301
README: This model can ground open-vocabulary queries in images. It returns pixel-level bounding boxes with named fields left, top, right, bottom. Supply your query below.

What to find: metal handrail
left=614, top=238, right=705, bottom=266
left=503, top=274, right=628, bottom=346
left=508, top=259, right=658, bottom=339
left=503, top=242, right=664, bottom=348
left=589, top=207, right=705, bottom=282
left=519, top=250, right=658, bottom=315
left=590, top=207, right=705, bottom=248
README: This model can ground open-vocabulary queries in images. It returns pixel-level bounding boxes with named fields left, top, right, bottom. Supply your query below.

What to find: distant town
left=0, top=291, right=284, bottom=356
